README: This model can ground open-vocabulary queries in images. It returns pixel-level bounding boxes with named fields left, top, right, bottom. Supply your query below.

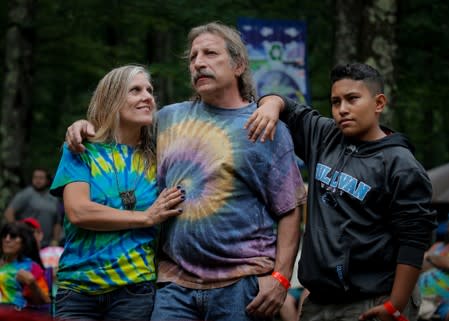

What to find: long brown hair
left=86, top=65, right=156, bottom=162
left=0, top=222, right=44, bottom=269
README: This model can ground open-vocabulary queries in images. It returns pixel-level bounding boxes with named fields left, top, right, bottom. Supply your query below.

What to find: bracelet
left=383, top=300, right=409, bottom=321
left=271, top=271, right=291, bottom=289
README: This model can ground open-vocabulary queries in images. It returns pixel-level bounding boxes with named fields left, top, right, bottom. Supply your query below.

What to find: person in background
left=0, top=222, right=50, bottom=311
left=245, top=62, right=436, bottom=321
left=21, top=216, right=61, bottom=314
left=20, top=218, right=44, bottom=250
left=417, top=220, right=449, bottom=321
left=50, top=64, right=185, bottom=321
left=4, top=168, right=62, bottom=248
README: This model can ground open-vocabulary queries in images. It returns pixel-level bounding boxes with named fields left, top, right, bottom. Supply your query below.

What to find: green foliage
left=1, top=0, right=448, bottom=178
left=395, top=0, right=449, bottom=168
left=16, top=0, right=313, bottom=175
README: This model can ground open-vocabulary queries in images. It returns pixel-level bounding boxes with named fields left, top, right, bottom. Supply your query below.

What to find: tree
left=333, top=0, right=398, bottom=125
left=395, top=0, right=449, bottom=168
left=0, top=0, right=447, bottom=193
left=0, top=0, right=36, bottom=212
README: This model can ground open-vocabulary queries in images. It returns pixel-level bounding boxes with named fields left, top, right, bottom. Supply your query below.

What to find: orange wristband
left=383, top=300, right=409, bottom=321
left=271, top=271, right=291, bottom=289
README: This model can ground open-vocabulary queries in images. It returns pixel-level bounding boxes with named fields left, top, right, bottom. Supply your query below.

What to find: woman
left=50, top=65, right=185, bottom=321
left=0, top=222, right=50, bottom=311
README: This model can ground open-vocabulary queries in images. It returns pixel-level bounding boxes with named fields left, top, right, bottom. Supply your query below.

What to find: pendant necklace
left=110, top=145, right=148, bottom=210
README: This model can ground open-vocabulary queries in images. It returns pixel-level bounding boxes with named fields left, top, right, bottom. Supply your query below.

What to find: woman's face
left=2, top=232, right=22, bottom=257
left=119, top=72, right=155, bottom=128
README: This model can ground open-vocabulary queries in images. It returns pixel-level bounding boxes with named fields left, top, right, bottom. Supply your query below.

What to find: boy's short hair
left=330, top=63, right=384, bottom=95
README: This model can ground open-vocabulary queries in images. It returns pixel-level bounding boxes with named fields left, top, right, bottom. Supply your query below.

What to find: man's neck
left=202, top=91, right=249, bottom=109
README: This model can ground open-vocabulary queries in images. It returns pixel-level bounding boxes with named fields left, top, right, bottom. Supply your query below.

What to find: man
left=4, top=168, right=62, bottom=248
left=65, top=22, right=306, bottom=320
left=245, top=62, right=436, bottom=321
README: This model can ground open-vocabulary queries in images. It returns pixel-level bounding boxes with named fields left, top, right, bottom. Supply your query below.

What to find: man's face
left=189, top=33, right=241, bottom=102
left=32, top=170, right=49, bottom=191
left=330, top=78, right=385, bottom=141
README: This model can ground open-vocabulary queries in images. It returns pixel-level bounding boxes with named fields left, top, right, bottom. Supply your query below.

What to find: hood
left=344, top=125, right=415, bottom=155
left=324, top=126, right=415, bottom=184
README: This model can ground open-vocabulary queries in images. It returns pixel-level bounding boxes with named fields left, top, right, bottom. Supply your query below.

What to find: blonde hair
left=86, top=64, right=156, bottom=162
left=185, top=21, right=256, bottom=102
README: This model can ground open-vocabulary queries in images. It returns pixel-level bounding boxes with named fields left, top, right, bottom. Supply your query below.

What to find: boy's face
left=330, top=78, right=386, bottom=141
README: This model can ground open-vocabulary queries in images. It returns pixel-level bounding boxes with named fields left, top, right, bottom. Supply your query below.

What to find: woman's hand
left=16, top=269, right=36, bottom=286
left=144, top=186, right=186, bottom=225
left=17, top=269, right=51, bottom=304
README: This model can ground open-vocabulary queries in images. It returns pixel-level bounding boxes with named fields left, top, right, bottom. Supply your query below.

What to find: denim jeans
left=151, top=275, right=269, bottom=321
left=55, top=281, right=155, bottom=321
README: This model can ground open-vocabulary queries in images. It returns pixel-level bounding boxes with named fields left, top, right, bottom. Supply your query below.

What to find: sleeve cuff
left=397, top=245, right=425, bottom=269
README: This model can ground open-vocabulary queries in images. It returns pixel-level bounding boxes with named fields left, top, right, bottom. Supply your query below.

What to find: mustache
left=192, top=70, right=215, bottom=83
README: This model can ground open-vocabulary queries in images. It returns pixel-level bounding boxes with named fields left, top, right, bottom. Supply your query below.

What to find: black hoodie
left=280, top=97, right=436, bottom=303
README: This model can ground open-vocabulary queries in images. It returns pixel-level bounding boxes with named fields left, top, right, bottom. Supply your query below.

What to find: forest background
left=0, top=0, right=448, bottom=211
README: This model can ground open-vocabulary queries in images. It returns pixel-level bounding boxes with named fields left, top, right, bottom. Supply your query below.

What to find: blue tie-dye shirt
left=156, top=101, right=307, bottom=289
left=50, top=143, right=158, bottom=294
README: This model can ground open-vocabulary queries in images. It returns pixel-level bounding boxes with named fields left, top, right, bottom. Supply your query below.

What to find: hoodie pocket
left=299, top=227, right=352, bottom=293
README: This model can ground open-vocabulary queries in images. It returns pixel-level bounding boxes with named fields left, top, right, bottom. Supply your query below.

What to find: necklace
left=110, top=145, right=148, bottom=210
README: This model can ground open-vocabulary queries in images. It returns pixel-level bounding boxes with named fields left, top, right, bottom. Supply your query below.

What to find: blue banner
left=238, top=18, right=309, bottom=104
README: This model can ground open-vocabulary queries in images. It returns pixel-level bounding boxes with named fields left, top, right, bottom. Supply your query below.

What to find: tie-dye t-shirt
left=0, top=257, right=49, bottom=308
left=419, top=242, right=449, bottom=298
left=50, top=143, right=158, bottom=294
left=156, top=101, right=307, bottom=289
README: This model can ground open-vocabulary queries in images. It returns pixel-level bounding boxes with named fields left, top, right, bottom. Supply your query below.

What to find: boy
left=246, top=63, right=436, bottom=321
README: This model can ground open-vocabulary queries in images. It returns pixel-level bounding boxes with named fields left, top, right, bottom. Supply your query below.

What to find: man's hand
left=246, top=274, right=288, bottom=318
left=244, top=95, right=284, bottom=143
left=66, top=120, right=96, bottom=153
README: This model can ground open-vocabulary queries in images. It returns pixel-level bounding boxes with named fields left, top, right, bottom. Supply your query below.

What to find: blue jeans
left=55, top=281, right=155, bottom=321
left=151, top=276, right=269, bottom=321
